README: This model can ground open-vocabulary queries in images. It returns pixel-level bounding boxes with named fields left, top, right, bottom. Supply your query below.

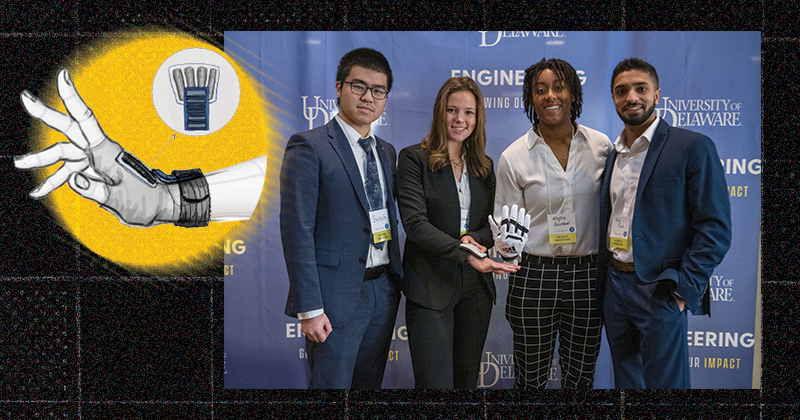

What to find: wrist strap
left=173, top=169, right=210, bottom=227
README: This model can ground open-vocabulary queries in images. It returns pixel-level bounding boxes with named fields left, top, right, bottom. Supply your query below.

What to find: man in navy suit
left=280, top=48, right=402, bottom=389
left=598, top=58, right=732, bottom=389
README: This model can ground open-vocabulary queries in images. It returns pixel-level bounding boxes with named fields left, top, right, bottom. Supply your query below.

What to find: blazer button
left=358, top=257, right=366, bottom=264
left=363, top=227, right=370, bottom=234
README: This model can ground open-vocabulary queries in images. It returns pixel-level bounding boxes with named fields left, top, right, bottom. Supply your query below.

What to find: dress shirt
left=454, top=156, right=471, bottom=235
left=607, top=116, right=660, bottom=263
left=335, top=115, right=390, bottom=268
left=495, top=123, right=611, bottom=257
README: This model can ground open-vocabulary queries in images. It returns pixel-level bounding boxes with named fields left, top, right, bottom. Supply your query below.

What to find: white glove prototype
left=488, top=204, right=531, bottom=260
left=14, top=68, right=209, bottom=228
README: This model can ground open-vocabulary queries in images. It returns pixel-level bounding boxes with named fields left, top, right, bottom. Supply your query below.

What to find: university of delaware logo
left=478, top=351, right=514, bottom=388
left=302, top=95, right=390, bottom=130
left=656, top=96, right=743, bottom=128
left=302, top=96, right=336, bottom=130
left=478, top=31, right=566, bottom=47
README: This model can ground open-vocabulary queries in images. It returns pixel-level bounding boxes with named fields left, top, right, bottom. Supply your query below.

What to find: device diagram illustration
left=153, top=48, right=240, bottom=136
left=169, top=63, right=220, bottom=131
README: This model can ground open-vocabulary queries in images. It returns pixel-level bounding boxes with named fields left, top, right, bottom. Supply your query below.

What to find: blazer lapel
left=326, top=120, right=370, bottom=213
left=467, top=171, right=486, bottom=230
left=601, top=148, right=617, bottom=213
left=437, top=165, right=460, bottom=235
left=375, top=140, right=394, bottom=204
left=635, top=119, right=670, bottom=203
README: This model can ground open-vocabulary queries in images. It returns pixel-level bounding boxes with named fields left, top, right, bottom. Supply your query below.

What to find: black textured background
left=0, top=1, right=790, bottom=418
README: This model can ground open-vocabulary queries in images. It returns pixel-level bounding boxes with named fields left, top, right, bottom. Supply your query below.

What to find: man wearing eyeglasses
left=280, top=48, right=403, bottom=389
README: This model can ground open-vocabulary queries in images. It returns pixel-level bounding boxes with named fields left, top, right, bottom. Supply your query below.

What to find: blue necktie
left=358, top=137, right=385, bottom=250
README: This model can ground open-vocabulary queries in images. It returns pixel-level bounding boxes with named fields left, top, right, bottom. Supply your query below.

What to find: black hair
left=336, top=47, right=393, bottom=91
left=522, top=58, right=583, bottom=125
left=611, top=58, right=659, bottom=91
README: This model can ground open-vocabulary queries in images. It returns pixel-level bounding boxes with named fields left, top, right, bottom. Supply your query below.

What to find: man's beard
left=618, top=101, right=655, bottom=127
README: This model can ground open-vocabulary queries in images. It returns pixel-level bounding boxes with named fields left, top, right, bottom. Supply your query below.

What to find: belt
left=610, top=257, right=636, bottom=272
left=520, top=253, right=597, bottom=265
left=364, top=264, right=388, bottom=281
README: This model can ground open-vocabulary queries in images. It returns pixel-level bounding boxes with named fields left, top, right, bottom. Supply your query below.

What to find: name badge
left=609, top=215, right=631, bottom=250
left=548, top=212, right=577, bottom=244
left=460, top=208, right=469, bottom=236
left=370, top=209, right=392, bottom=244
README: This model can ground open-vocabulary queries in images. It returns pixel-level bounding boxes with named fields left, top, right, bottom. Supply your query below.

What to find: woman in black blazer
left=397, top=77, right=519, bottom=389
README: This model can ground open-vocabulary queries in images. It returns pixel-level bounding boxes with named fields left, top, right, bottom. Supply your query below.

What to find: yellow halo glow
left=31, top=30, right=276, bottom=273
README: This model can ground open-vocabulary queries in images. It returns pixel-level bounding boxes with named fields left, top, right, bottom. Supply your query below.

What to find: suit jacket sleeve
left=397, top=147, right=471, bottom=264
left=280, top=133, right=324, bottom=315
left=656, top=134, right=732, bottom=305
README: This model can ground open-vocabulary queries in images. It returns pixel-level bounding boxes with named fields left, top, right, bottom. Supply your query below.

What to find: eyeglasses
left=341, top=80, right=389, bottom=100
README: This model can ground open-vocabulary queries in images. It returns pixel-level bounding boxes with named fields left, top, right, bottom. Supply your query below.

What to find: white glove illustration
left=488, top=204, right=531, bottom=259
left=14, top=68, right=209, bottom=228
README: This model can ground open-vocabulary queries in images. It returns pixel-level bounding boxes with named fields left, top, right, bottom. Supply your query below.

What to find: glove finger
left=82, top=166, right=103, bottom=180
left=508, top=204, right=520, bottom=234
left=516, top=206, right=528, bottom=234
left=29, top=160, right=88, bottom=199
left=488, top=215, right=500, bottom=237
left=68, top=172, right=109, bottom=204
left=21, top=90, right=89, bottom=150
left=57, top=69, right=106, bottom=148
left=14, top=141, right=86, bottom=170
left=499, top=205, right=510, bottom=231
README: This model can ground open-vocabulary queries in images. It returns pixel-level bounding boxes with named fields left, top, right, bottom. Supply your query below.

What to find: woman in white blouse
left=494, top=58, right=612, bottom=389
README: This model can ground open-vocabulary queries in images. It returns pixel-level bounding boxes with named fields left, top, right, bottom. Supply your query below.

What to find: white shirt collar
left=527, top=122, right=584, bottom=149
left=335, top=115, right=374, bottom=148
left=614, top=116, right=660, bottom=153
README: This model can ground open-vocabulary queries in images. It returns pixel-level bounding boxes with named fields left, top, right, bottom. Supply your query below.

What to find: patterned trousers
left=505, top=254, right=602, bottom=389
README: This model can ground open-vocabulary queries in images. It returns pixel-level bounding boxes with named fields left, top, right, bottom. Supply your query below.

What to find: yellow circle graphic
left=32, top=31, right=273, bottom=273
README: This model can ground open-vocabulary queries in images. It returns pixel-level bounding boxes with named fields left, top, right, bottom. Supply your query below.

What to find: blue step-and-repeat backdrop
left=223, top=31, right=761, bottom=389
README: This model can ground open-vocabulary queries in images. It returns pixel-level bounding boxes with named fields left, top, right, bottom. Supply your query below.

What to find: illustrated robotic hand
left=488, top=204, right=531, bottom=260
left=14, top=68, right=210, bottom=228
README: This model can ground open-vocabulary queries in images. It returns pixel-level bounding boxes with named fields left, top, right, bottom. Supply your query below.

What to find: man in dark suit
left=598, top=58, right=732, bottom=389
left=280, top=48, right=402, bottom=389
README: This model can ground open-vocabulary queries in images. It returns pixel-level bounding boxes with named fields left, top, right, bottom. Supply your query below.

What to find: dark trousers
left=305, top=272, right=400, bottom=389
left=406, top=274, right=493, bottom=389
left=505, top=255, right=602, bottom=389
left=603, top=264, right=690, bottom=389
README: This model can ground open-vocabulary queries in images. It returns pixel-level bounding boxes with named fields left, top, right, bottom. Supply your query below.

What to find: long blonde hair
left=420, top=76, right=492, bottom=179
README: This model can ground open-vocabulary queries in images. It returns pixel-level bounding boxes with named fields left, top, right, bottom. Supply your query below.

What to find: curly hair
left=522, top=58, right=583, bottom=126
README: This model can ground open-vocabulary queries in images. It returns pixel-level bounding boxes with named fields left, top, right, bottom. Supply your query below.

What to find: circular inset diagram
left=153, top=48, right=240, bottom=135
